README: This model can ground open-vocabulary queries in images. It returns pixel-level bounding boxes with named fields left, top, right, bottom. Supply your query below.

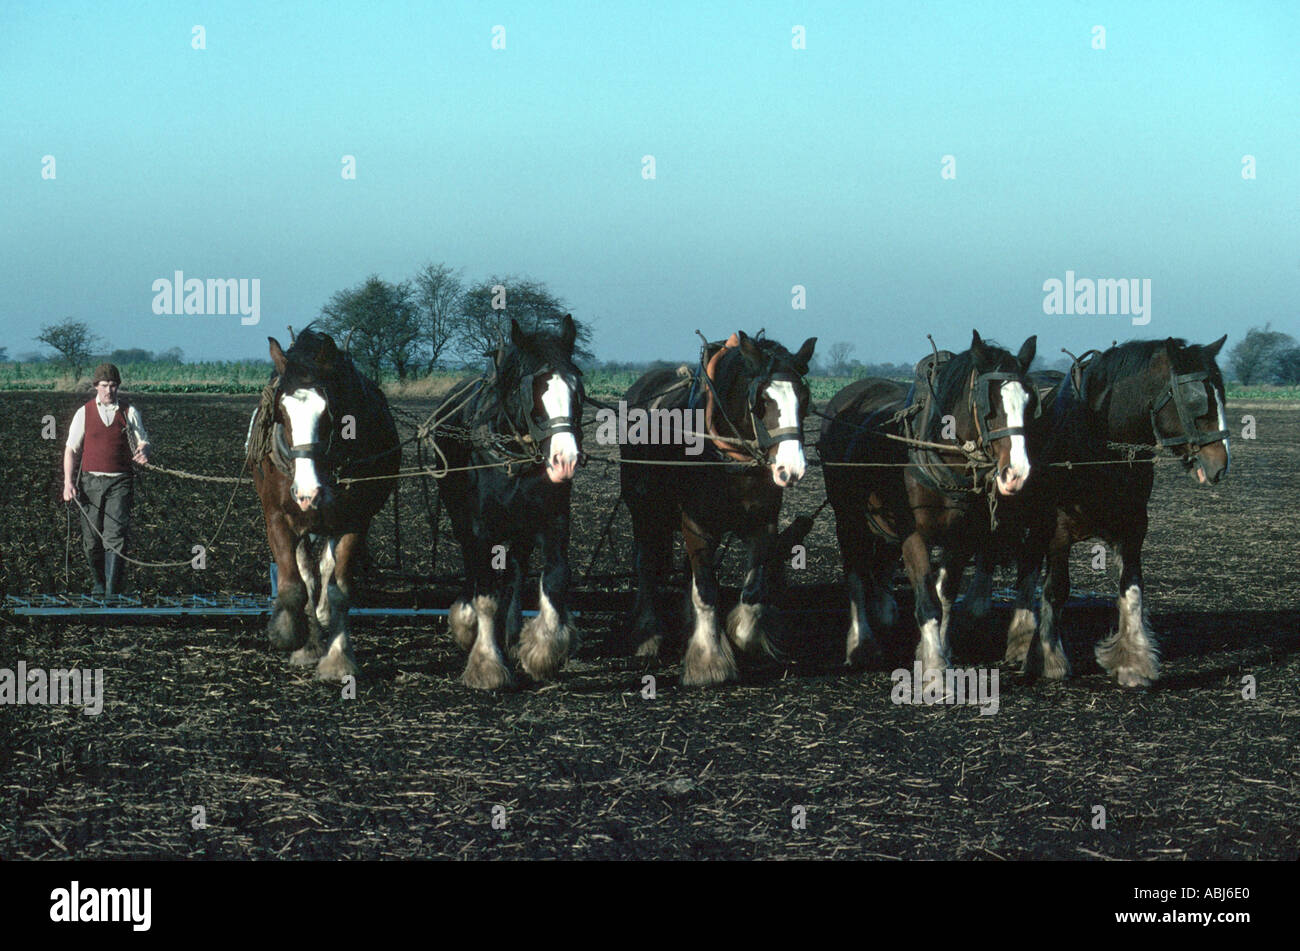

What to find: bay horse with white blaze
left=621, top=331, right=816, bottom=686
left=969, top=335, right=1230, bottom=686
left=434, top=316, right=585, bottom=690
left=249, top=329, right=400, bottom=680
left=822, top=331, right=1038, bottom=677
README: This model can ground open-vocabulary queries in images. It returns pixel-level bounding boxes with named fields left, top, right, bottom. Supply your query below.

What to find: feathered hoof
left=680, top=637, right=739, bottom=687
left=1003, top=609, right=1036, bottom=666
left=725, top=603, right=784, bottom=662
left=267, top=608, right=307, bottom=652
left=448, top=599, right=476, bottom=652
left=315, top=649, right=357, bottom=682
left=519, top=615, right=573, bottom=682
left=289, top=644, right=323, bottom=667
left=1095, top=631, right=1159, bottom=688
left=634, top=633, right=664, bottom=659
left=1023, top=641, right=1071, bottom=682
left=461, top=651, right=515, bottom=691
left=845, top=634, right=883, bottom=670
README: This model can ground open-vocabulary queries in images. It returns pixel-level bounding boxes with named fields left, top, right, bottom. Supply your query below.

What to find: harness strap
left=702, top=334, right=756, bottom=463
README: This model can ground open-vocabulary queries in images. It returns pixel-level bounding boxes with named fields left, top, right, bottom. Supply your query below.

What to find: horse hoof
left=315, top=651, right=357, bottom=682
left=1114, top=667, right=1153, bottom=688
left=448, top=599, right=476, bottom=652
left=680, top=640, right=738, bottom=687
left=845, top=638, right=883, bottom=670
left=634, top=634, right=663, bottom=659
left=519, top=616, right=573, bottom=682
left=461, top=652, right=514, bottom=691
left=289, top=645, right=323, bottom=667
left=267, top=611, right=306, bottom=652
left=1041, top=650, right=1071, bottom=681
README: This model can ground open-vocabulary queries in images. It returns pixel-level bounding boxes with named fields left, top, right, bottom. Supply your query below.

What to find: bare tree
left=37, top=319, right=101, bottom=384
left=412, top=262, right=463, bottom=372
left=828, top=341, right=856, bottom=376
left=451, top=276, right=592, bottom=364
left=317, top=275, right=422, bottom=380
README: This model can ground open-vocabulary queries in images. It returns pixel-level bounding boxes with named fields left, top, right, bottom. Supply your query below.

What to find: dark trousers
left=78, top=473, right=134, bottom=582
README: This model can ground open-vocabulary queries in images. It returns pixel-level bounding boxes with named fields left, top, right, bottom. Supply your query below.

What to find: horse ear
left=737, top=331, right=763, bottom=366
left=970, top=329, right=989, bottom=364
left=318, top=334, right=339, bottom=366
left=559, top=314, right=577, bottom=352
left=1205, top=334, right=1227, bottom=359
left=794, top=337, right=817, bottom=374
left=510, top=318, right=528, bottom=350
left=1016, top=335, right=1037, bottom=371
left=268, top=337, right=288, bottom=374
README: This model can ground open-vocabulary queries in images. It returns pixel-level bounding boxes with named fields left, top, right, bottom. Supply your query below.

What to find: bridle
left=697, top=334, right=807, bottom=466
left=271, top=380, right=338, bottom=480
left=513, top=363, right=585, bottom=451
left=968, top=368, right=1038, bottom=453
left=1151, top=368, right=1228, bottom=452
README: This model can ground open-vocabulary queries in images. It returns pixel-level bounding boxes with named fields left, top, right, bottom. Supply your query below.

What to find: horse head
left=494, top=314, right=585, bottom=484
left=269, top=330, right=344, bottom=511
left=963, top=329, right=1037, bottom=497
left=1082, top=335, right=1230, bottom=485
left=1152, top=335, right=1230, bottom=484
left=713, top=331, right=817, bottom=488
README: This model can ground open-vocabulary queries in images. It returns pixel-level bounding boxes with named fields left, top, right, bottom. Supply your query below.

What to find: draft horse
left=621, top=331, right=816, bottom=686
left=822, top=330, right=1038, bottom=676
left=973, top=336, right=1230, bottom=686
left=435, top=316, right=585, bottom=690
left=250, top=329, right=400, bottom=680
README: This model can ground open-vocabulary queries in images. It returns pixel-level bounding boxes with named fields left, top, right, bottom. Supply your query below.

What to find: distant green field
left=3, top=362, right=1297, bottom=403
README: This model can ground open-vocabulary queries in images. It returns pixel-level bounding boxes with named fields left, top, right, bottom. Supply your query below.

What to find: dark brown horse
left=249, top=329, right=400, bottom=680
left=821, top=331, right=1038, bottom=677
left=970, top=336, right=1230, bottom=686
left=620, top=331, right=816, bottom=686
left=434, top=316, right=585, bottom=690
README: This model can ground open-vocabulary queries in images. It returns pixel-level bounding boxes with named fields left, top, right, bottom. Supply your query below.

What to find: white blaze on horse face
left=540, top=374, right=579, bottom=483
left=282, top=388, right=327, bottom=509
left=765, top=380, right=805, bottom=487
left=995, top=381, right=1031, bottom=496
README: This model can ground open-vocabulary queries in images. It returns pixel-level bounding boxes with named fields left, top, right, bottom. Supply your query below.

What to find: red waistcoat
left=82, top=399, right=132, bottom=473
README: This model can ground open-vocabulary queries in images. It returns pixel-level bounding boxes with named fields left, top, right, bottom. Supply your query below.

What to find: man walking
left=62, top=363, right=150, bottom=595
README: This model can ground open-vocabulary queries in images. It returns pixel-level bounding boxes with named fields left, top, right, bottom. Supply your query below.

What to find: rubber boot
left=87, top=551, right=105, bottom=596
left=104, top=550, right=124, bottom=598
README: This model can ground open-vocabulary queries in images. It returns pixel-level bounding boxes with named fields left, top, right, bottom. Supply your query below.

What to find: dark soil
left=1, top=392, right=1296, bottom=859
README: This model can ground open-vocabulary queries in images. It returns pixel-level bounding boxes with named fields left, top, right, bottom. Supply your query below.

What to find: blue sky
left=2, top=0, right=1296, bottom=365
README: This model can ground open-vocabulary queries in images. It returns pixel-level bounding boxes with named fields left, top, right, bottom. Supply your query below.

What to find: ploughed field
left=1, top=391, right=1296, bottom=859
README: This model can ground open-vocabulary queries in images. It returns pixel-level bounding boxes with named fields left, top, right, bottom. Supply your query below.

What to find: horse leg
left=445, top=492, right=482, bottom=652
left=460, top=543, right=513, bottom=691
left=1003, top=552, right=1040, bottom=667
left=519, top=516, right=577, bottom=682
left=289, top=536, right=326, bottom=667
left=936, top=549, right=967, bottom=651
left=628, top=501, right=672, bottom=659
left=503, top=540, right=533, bottom=658
left=965, top=549, right=995, bottom=619
left=1026, top=524, right=1071, bottom=680
left=866, top=541, right=900, bottom=631
left=835, top=509, right=882, bottom=667
left=315, top=534, right=360, bottom=682
left=266, top=513, right=308, bottom=651
left=903, top=531, right=950, bottom=679
left=1096, top=524, right=1159, bottom=687
left=680, top=517, right=737, bottom=686
left=726, top=526, right=783, bottom=662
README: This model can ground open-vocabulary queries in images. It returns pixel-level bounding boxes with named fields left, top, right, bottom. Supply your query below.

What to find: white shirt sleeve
left=127, top=404, right=149, bottom=448
left=65, top=405, right=86, bottom=451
